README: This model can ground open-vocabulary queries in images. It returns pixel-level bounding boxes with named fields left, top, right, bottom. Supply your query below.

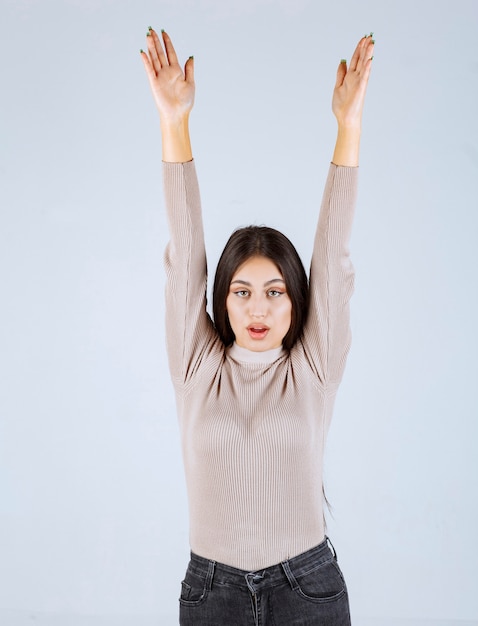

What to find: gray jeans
left=179, top=537, right=351, bottom=625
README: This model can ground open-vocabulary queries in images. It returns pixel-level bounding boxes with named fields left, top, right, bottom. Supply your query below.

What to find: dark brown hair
left=212, top=226, right=309, bottom=350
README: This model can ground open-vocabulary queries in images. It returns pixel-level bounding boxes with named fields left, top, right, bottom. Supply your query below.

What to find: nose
left=249, top=294, right=266, bottom=318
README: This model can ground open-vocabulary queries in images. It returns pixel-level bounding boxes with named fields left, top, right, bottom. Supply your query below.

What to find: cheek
left=281, top=304, right=293, bottom=336
left=285, top=309, right=293, bottom=330
left=280, top=298, right=293, bottom=324
left=225, top=296, right=238, bottom=327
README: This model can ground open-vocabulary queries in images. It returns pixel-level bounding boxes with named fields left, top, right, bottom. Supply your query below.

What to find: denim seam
left=290, top=555, right=335, bottom=579
left=293, top=585, right=347, bottom=605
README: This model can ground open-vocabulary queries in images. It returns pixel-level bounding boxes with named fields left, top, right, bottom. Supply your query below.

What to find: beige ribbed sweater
left=163, top=161, right=357, bottom=571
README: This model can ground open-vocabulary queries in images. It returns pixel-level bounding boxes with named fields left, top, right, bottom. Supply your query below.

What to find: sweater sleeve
left=301, top=164, right=358, bottom=387
left=162, top=160, right=217, bottom=386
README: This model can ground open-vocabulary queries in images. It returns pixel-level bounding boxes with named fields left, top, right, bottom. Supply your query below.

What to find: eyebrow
left=230, top=278, right=286, bottom=287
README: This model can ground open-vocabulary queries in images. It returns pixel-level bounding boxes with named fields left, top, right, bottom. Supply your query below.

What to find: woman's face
left=226, top=256, right=292, bottom=352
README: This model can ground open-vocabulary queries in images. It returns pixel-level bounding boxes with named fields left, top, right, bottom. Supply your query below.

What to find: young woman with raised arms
left=141, top=27, right=374, bottom=626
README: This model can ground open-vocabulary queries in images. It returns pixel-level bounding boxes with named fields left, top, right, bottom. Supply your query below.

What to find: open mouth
left=247, top=326, right=269, bottom=340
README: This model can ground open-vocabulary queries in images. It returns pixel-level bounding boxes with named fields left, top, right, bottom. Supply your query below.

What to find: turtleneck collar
left=228, top=342, right=285, bottom=364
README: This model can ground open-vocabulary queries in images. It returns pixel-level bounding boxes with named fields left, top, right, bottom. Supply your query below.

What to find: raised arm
left=302, top=35, right=374, bottom=386
left=141, top=29, right=217, bottom=385
left=141, top=28, right=195, bottom=162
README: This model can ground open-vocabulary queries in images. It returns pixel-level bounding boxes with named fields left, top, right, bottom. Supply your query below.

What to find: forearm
left=332, top=124, right=361, bottom=167
left=161, top=116, right=193, bottom=163
left=163, top=160, right=212, bottom=382
left=303, top=164, right=358, bottom=384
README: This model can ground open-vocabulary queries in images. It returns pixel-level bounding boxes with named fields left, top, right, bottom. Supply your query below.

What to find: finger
left=335, top=59, right=347, bottom=88
left=140, top=49, right=157, bottom=83
left=162, top=30, right=179, bottom=66
left=184, top=55, right=195, bottom=84
left=146, top=34, right=161, bottom=75
left=360, top=55, right=374, bottom=85
left=356, top=36, right=375, bottom=73
left=140, top=48, right=152, bottom=74
left=348, top=36, right=366, bottom=72
left=354, top=54, right=374, bottom=102
left=147, top=28, right=167, bottom=72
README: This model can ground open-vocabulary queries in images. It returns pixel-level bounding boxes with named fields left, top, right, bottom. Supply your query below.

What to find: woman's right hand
left=141, top=28, right=195, bottom=124
left=332, top=35, right=374, bottom=129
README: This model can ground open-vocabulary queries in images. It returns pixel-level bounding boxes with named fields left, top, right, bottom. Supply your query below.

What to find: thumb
left=185, top=56, right=195, bottom=84
left=335, top=59, right=347, bottom=88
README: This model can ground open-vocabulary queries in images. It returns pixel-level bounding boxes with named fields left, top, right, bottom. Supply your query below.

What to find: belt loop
left=281, top=560, right=299, bottom=591
left=205, top=559, right=216, bottom=591
left=325, top=535, right=338, bottom=561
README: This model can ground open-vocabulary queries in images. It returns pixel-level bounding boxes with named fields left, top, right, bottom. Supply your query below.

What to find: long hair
left=212, top=226, right=309, bottom=350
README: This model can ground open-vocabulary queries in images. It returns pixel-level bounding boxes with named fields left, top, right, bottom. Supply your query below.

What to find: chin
left=243, top=339, right=280, bottom=352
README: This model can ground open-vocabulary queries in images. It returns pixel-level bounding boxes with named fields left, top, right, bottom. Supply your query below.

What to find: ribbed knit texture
left=163, top=161, right=358, bottom=571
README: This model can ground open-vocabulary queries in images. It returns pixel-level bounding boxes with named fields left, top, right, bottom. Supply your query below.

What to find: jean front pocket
left=293, top=557, right=347, bottom=604
left=179, top=566, right=210, bottom=607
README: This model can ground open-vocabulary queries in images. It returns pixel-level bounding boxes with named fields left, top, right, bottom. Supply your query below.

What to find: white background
left=1, top=0, right=477, bottom=624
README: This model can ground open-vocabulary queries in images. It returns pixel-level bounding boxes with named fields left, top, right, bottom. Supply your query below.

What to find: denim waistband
left=188, top=537, right=337, bottom=594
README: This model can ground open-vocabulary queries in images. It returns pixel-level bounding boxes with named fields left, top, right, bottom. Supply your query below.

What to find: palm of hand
left=142, top=29, right=195, bottom=121
left=332, top=72, right=367, bottom=125
left=153, top=63, right=194, bottom=119
left=332, top=36, right=374, bottom=127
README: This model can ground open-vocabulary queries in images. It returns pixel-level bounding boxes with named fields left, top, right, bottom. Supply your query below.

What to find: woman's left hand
left=332, top=35, right=374, bottom=128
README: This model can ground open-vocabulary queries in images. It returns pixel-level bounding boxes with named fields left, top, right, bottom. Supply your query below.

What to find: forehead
left=231, top=256, right=283, bottom=281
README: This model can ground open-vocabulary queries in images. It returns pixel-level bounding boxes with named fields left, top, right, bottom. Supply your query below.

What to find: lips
left=247, top=324, right=270, bottom=339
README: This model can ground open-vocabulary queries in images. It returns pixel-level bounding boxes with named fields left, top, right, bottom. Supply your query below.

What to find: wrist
left=332, top=125, right=361, bottom=167
left=160, top=113, right=190, bottom=133
left=161, top=116, right=192, bottom=163
left=336, top=121, right=362, bottom=135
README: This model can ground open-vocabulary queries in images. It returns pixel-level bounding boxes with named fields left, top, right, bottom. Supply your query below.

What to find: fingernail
left=370, top=56, right=374, bottom=61
left=340, top=59, right=347, bottom=64
left=148, top=26, right=152, bottom=31
left=370, top=31, right=374, bottom=37
left=140, top=49, right=144, bottom=54
left=371, top=39, right=375, bottom=44
left=189, top=55, right=194, bottom=60
left=161, top=29, right=165, bottom=33
left=146, top=31, right=151, bottom=37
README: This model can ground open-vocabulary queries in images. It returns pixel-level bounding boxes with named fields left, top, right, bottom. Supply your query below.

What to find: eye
left=234, top=290, right=250, bottom=298
left=267, top=289, right=284, bottom=297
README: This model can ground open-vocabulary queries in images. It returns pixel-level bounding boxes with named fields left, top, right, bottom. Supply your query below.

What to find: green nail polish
left=371, top=39, right=375, bottom=44
left=370, top=56, right=374, bottom=61
left=189, top=55, right=194, bottom=59
left=146, top=31, right=151, bottom=37
left=161, top=29, right=165, bottom=33
left=340, top=59, right=347, bottom=64
left=148, top=25, right=152, bottom=31
left=140, top=49, right=144, bottom=53
left=370, top=31, right=374, bottom=37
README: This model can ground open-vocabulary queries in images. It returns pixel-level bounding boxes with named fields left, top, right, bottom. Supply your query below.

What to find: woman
left=141, top=27, right=374, bottom=626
